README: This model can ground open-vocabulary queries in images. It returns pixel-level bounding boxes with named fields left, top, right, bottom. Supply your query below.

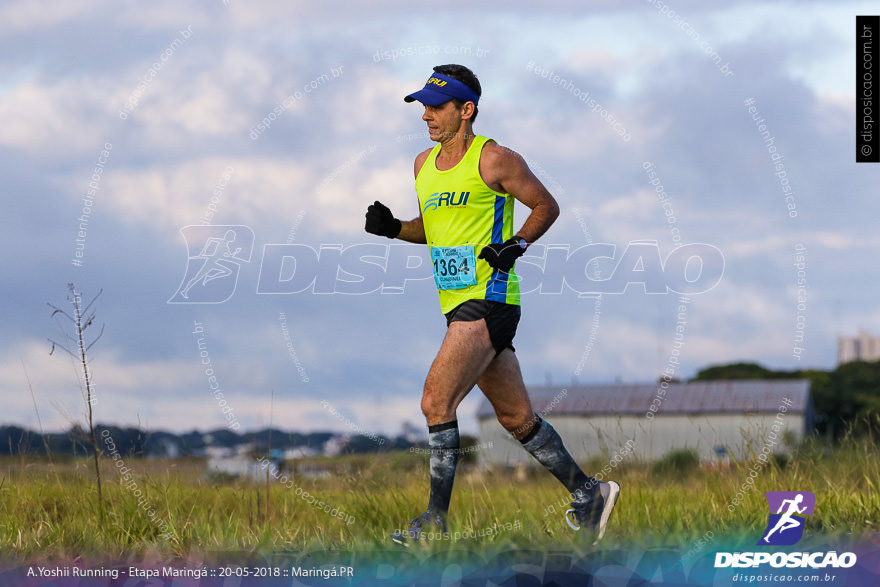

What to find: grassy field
left=0, top=436, right=877, bottom=563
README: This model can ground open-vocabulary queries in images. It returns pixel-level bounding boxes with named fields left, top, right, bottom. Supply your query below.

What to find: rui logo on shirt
left=422, top=191, right=471, bottom=213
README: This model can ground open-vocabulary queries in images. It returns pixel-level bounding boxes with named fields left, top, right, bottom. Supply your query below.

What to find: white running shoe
left=565, top=480, right=620, bottom=544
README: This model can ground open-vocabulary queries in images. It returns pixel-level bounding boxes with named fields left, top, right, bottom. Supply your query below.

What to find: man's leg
left=478, top=349, right=619, bottom=541
left=411, top=319, right=497, bottom=534
left=477, top=349, right=597, bottom=500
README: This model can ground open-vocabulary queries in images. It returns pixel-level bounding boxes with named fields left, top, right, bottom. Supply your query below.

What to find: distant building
left=284, top=446, right=320, bottom=459
left=207, top=455, right=272, bottom=481
left=205, top=443, right=282, bottom=481
left=323, top=435, right=350, bottom=456
left=476, top=380, right=813, bottom=465
left=838, top=331, right=880, bottom=364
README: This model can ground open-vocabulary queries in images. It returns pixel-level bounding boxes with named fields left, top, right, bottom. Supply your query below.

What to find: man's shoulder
left=414, top=147, right=434, bottom=178
left=479, top=140, right=524, bottom=166
left=478, top=140, right=527, bottom=178
left=415, top=146, right=434, bottom=164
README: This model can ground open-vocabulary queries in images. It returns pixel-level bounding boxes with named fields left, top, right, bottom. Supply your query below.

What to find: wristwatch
left=514, top=236, right=528, bottom=250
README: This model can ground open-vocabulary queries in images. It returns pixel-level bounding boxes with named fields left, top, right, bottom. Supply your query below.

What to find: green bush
left=652, top=449, right=700, bottom=475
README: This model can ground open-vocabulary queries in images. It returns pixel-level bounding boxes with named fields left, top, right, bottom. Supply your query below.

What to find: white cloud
left=0, top=0, right=96, bottom=33
left=0, top=77, right=116, bottom=155
left=98, top=157, right=313, bottom=233
left=5, top=340, right=202, bottom=431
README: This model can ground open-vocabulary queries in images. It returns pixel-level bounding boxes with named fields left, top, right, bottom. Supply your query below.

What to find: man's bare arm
left=481, top=144, right=560, bottom=244
left=396, top=215, right=427, bottom=244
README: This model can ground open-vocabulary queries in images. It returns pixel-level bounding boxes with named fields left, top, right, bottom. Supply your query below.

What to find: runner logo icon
left=759, top=491, right=815, bottom=546
left=168, top=225, right=255, bottom=304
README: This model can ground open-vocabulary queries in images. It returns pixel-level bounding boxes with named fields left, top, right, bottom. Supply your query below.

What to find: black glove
left=478, top=236, right=528, bottom=273
left=365, top=200, right=402, bottom=239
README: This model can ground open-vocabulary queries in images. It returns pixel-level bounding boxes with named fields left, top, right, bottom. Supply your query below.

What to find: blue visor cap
left=404, top=73, right=480, bottom=106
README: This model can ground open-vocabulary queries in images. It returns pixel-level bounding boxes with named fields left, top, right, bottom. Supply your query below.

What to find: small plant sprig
left=48, top=283, right=105, bottom=514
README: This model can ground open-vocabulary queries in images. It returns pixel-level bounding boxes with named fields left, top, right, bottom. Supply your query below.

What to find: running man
left=364, top=64, right=619, bottom=544
left=763, top=493, right=807, bottom=543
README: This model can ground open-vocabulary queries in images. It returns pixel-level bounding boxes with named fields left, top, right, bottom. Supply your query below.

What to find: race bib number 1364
left=430, top=245, right=477, bottom=290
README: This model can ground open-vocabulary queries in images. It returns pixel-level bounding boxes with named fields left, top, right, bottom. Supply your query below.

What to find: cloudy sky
left=2, top=0, right=876, bottom=437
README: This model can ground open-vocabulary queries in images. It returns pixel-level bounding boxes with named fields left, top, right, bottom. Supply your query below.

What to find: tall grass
left=0, top=435, right=877, bottom=561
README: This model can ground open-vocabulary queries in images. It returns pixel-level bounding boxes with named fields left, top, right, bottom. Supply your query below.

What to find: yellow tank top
left=415, top=135, right=520, bottom=314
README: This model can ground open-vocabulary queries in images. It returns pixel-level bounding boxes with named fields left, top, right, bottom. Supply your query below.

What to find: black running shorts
left=444, top=299, right=521, bottom=355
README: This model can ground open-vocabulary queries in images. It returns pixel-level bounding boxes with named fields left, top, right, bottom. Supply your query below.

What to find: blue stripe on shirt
left=485, top=195, right=508, bottom=303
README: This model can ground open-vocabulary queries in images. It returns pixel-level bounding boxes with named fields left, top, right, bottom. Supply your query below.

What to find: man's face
left=421, top=100, right=467, bottom=141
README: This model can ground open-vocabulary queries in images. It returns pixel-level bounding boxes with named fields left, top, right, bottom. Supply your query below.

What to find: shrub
left=652, top=449, right=700, bottom=475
